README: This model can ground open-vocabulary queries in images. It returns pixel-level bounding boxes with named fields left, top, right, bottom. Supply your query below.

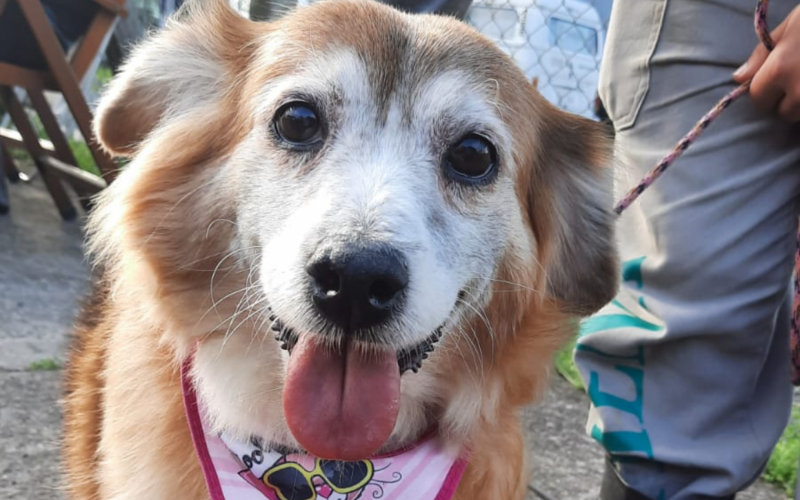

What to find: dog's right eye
left=443, top=134, right=497, bottom=184
left=274, top=103, right=322, bottom=147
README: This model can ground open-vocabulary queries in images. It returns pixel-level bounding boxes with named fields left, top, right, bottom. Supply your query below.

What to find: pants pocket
left=598, top=0, right=668, bottom=131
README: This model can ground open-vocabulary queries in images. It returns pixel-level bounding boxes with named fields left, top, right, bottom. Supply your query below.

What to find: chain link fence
left=465, top=0, right=610, bottom=118
left=232, top=0, right=611, bottom=119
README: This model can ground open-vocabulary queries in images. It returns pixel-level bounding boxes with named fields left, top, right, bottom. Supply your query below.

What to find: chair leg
left=26, top=88, right=78, bottom=165
left=0, top=145, right=9, bottom=215
left=0, top=87, right=76, bottom=220
left=27, top=89, right=97, bottom=213
left=15, top=0, right=118, bottom=182
left=0, top=143, right=21, bottom=183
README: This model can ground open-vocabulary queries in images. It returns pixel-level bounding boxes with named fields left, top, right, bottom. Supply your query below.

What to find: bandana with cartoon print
left=182, top=358, right=468, bottom=500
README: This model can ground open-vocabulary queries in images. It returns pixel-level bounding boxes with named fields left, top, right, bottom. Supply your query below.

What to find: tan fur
left=63, top=280, right=110, bottom=500
left=63, top=1, right=617, bottom=499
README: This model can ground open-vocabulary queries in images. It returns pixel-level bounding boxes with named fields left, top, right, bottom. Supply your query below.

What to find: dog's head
left=91, top=0, right=617, bottom=460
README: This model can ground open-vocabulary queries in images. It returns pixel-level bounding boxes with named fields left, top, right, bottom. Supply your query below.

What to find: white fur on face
left=234, top=47, right=522, bottom=349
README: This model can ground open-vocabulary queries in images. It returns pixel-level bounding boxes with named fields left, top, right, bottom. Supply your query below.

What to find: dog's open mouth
left=270, top=315, right=443, bottom=374
left=266, top=307, right=443, bottom=460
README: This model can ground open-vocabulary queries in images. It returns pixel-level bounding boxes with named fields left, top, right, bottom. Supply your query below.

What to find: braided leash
left=612, top=0, right=800, bottom=384
left=613, top=0, right=773, bottom=214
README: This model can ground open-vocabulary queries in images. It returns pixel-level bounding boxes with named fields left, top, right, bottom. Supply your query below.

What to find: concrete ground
left=0, top=178, right=789, bottom=500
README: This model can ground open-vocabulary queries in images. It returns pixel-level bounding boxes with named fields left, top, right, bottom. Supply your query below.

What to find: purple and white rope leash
left=611, top=0, right=800, bottom=384
left=613, top=0, right=774, bottom=214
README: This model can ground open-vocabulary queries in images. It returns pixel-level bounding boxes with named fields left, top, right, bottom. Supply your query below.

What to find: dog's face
left=245, top=48, right=521, bottom=355
left=91, top=0, right=617, bottom=461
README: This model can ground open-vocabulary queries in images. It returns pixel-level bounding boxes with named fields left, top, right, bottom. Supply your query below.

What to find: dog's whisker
left=461, top=284, right=523, bottom=294
left=218, top=272, right=266, bottom=356
left=208, top=250, right=252, bottom=320
left=197, top=285, right=251, bottom=328
left=201, top=295, right=255, bottom=342
left=173, top=244, right=264, bottom=273
left=198, top=259, right=260, bottom=329
left=140, top=175, right=221, bottom=250
left=247, top=303, right=278, bottom=355
left=241, top=385, right=283, bottom=400
left=205, top=218, right=239, bottom=239
left=469, top=275, right=548, bottom=302
left=478, top=277, right=538, bottom=292
left=450, top=324, right=483, bottom=388
left=212, top=279, right=260, bottom=356
left=212, top=258, right=261, bottom=330
left=456, top=314, right=487, bottom=383
left=456, top=291, right=495, bottom=372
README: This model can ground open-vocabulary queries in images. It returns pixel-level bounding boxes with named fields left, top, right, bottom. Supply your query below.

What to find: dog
left=62, top=0, right=617, bottom=498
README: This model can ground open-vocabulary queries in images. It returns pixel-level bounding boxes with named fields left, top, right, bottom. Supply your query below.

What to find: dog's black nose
left=306, top=244, right=409, bottom=332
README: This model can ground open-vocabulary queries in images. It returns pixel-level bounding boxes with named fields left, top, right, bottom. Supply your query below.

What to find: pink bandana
left=181, top=358, right=469, bottom=500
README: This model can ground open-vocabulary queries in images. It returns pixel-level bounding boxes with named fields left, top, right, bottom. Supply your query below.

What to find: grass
left=8, top=146, right=32, bottom=164
left=764, top=407, right=800, bottom=495
left=554, top=340, right=800, bottom=496
left=68, top=138, right=100, bottom=176
left=554, top=338, right=583, bottom=390
left=27, top=358, right=61, bottom=371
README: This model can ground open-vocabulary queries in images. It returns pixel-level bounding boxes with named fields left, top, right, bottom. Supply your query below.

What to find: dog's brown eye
left=274, top=103, right=322, bottom=146
left=445, top=135, right=497, bottom=181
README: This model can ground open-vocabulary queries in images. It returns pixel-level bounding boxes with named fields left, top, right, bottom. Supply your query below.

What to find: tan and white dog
left=62, top=0, right=618, bottom=498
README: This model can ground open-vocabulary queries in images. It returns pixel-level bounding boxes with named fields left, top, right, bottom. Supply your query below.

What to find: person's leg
left=574, top=0, right=800, bottom=498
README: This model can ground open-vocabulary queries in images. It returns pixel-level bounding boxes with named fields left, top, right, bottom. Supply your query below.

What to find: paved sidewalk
left=0, top=179, right=788, bottom=500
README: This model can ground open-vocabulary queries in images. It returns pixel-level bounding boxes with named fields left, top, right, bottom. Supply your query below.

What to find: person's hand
left=733, top=4, right=800, bottom=122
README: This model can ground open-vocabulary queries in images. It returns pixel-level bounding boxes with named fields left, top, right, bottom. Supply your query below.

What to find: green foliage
left=95, top=65, right=114, bottom=85
left=30, top=113, right=46, bottom=139
left=27, top=358, right=61, bottom=371
left=69, top=139, right=100, bottom=175
left=554, top=338, right=583, bottom=390
left=92, top=65, right=115, bottom=94
left=763, top=407, right=800, bottom=495
left=7, top=146, right=32, bottom=164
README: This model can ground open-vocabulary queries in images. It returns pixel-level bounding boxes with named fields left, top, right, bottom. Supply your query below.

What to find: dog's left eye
left=274, top=103, right=322, bottom=147
left=444, top=134, right=497, bottom=182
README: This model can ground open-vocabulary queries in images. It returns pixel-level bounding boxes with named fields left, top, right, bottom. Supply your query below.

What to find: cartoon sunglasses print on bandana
left=263, top=458, right=373, bottom=500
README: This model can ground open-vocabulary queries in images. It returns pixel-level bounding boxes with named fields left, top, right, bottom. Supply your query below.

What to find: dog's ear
left=528, top=103, right=619, bottom=316
left=94, top=0, right=259, bottom=156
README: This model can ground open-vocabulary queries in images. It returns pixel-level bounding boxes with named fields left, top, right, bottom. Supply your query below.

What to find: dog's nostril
left=368, top=277, right=404, bottom=308
left=307, top=257, right=342, bottom=297
left=316, top=267, right=340, bottom=296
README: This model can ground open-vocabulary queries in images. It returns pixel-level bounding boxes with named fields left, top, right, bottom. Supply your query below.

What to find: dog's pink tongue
left=283, top=335, right=400, bottom=461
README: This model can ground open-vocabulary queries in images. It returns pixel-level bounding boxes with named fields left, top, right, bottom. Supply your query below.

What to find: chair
left=0, top=0, right=126, bottom=219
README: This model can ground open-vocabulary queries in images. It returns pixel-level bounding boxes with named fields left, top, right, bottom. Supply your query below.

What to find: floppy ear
left=93, top=0, right=259, bottom=156
left=529, top=103, right=619, bottom=316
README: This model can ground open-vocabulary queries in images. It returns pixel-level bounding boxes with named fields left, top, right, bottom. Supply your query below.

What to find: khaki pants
left=574, top=0, right=800, bottom=498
